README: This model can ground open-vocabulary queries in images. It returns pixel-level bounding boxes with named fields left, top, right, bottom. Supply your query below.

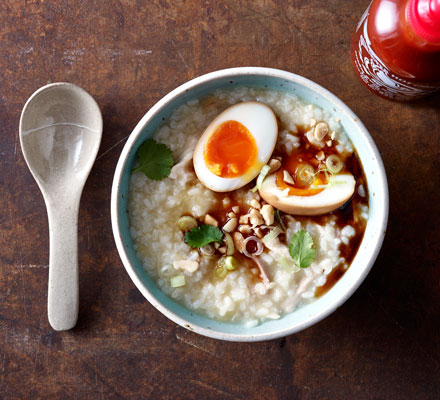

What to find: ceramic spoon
left=19, top=83, right=103, bottom=331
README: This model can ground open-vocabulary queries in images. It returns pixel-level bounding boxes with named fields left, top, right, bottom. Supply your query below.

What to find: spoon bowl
left=19, top=82, right=102, bottom=330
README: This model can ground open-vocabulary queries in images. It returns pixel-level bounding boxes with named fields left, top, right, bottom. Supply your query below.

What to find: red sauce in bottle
left=351, top=0, right=440, bottom=100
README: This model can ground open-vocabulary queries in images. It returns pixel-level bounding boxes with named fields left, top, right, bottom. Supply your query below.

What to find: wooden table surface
left=1, top=0, right=439, bottom=399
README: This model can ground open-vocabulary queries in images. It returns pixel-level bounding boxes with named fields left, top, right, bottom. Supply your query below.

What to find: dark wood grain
left=1, top=0, right=439, bottom=399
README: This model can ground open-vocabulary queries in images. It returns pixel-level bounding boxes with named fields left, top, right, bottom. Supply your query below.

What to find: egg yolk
left=275, top=152, right=326, bottom=196
left=204, top=120, right=258, bottom=178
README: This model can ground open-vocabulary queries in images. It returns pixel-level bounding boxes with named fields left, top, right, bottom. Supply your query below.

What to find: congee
left=128, top=87, right=368, bottom=326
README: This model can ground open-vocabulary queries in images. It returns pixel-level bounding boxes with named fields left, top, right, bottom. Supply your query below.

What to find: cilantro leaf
left=184, top=224, right=223, bottom=248
left=289, top=230, right=316, bottom=268
left=132, top=139, right=173, bottom=180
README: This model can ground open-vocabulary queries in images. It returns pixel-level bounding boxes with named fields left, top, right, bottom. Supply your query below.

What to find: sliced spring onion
left=215, top=266, right=228, bottom=279
left=278, top=256, right=300, bottom=273
left=170, top=274, right=186, bottom=287
left=295, top=163, right=315, bottom=187
left=251, top=165, right=271, bottom=192
left=275, top=209, right=286, bottom=231
left=224, top=256, right=239, bottom=271
left=262, top=226, right=283, bottom=246
left=177, top=216, right=198, bottom=231
left=325, top=155, right=343, bottom=174
left=243, top=236, right=264, bottom=257
left=224, top=232, right=235, bottom=256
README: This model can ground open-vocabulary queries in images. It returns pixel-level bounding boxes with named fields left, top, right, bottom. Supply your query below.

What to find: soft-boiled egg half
left=259, top=152, right=356, bottom=216
left=193, top=102, right=278, bottom=192
left=259, top=173, right=355, bottom=215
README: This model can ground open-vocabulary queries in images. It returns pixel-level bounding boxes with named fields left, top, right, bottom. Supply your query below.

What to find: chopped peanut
left=314, top=122, right=329, bottom=141
left=250, top=199, right=261, bottom=210
left=227, top=211, right=236, bottom=219
left=218, top=247, right=227, bottom=254
left=249, top=209, right=264, bottom=227
left=173, top=260, right=199, bottom=273
left=260, top=204, right=275, bottom=225
left=222, top=197, right=231, bottom=207
left=233, top=232, right=245, bottom=252
left=306, top=129, right=324, bottom=148
left=316, top=151, right=325, bottom=161
left=283, top=170, right=295, bottom=185
left=326, top=140, right=332, bottom=147
left=254, top=227, right=263, bottom=238
left=232, top=206, right=240, bottom=213
left=238, top=224, right=252, bottom=234
left=331, top=131, right=336, bottom=140
left=204, top=214, right=218, bottom=227
left=268, top=158, right=281, bottom=173
left=223, top=217, right=238, bottom=233
left=239, top=214, right=250, bottom=224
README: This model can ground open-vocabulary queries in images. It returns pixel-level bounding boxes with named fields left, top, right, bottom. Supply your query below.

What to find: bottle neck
left=405, top=0, right=440, bottom=51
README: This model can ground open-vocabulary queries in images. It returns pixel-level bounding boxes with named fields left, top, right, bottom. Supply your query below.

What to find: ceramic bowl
left=111, top=67, right=388, bottom=342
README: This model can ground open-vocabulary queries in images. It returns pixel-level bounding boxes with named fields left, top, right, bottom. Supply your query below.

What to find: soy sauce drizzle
left=200, top=123, right=369, bottom=293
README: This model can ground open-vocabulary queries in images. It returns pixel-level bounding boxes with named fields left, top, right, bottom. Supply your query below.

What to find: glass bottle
left=351, top=0, right=440, bottom=101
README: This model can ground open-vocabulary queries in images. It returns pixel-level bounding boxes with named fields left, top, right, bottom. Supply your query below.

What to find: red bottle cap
left=407, top=0, right=440, bottom=42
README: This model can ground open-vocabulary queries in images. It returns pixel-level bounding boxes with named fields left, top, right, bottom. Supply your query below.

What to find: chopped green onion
left=170, top=274, right=186, bottom=287
left=278, top=256, right=300, bottom=273
left=325, top=155, right=343, bottom=174
left=251, top=165, right=271, bottom=192
left=275, top=209, right=286, bottom=231
left=224, top=232, right=235, bottom=256
left=295, top=163, right=315, bottom=187
left=177, top=216, right=198, bottom=231
left=224, top=256, right=238, bottom=271
left=215, top=266, right=228, bottom=279
left=262, top=226, right=283, bottom=246
left=309, top=184, right=328, bottom=189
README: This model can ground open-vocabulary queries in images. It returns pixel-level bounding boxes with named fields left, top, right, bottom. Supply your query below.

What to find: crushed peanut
left=315, top=150, right=325, bottom=161
left=314, top=122, right=329, bottom=141
left=249, top=208, right=264, bottom=227
left=250, top=199, right=261, bottom=210
left=283, top=170, right=295, bottom=185
left=238, top=224, right=253, bottom=234
left=239, top=214, right=250, bottom=224
left=306, top=129, right=324, bottom=148
left=232, top=206, right=240, bottom=213
left=227, top=211, right=236, bottom=219
left=260, top=204, right=275, bottom=225
left=218, top=247, right=227, bottom=254
left=331, top=131, right=336, bottom=140
left=223, top=217, right=238, bottom=233
left=254, top=227, right=263, bottom=238
left=268, top=158, right=282, bottom=173
left=173, top=260, right=199, bottom=273
left=326, top=140, right=332, bottom=147
left=204, top=214, right=218, bottom=226
left=232, top=232, right=245, bottom=252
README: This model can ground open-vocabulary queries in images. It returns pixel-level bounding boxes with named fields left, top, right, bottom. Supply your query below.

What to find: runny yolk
left=275, top=152, right=327, bottom=196
left=204, top=120, right=258, bottom=178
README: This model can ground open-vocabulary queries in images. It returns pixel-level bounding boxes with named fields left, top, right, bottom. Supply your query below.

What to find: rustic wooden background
left=1, top=0, right=439, bottom=399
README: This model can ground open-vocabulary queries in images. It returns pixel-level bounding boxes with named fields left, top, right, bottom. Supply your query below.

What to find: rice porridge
left=128, top=87, right=368, bottom=326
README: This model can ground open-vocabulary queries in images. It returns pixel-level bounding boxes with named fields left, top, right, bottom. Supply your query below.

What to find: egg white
left=258, top=173, right=356, bottom=215
left=193, top=101, right=278, bottom=192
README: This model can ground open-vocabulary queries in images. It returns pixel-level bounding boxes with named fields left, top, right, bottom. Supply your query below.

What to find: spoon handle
left=46, top=194, right=80, bottom=331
